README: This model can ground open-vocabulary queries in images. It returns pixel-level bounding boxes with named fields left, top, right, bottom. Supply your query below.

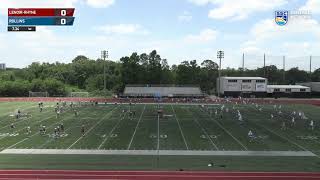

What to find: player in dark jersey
left=60, top=123, right=64, bottom=133
left=81, top=125, right=85, bottom=136
left=10, top=123, right=15, bottom=130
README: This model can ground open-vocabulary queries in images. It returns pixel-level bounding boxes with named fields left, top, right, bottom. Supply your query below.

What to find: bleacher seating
left=123, top=85, right=205, bottom=98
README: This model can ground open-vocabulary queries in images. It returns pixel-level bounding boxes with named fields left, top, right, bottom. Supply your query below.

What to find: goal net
left=29, top=91, right=49, bottom=97
left=70, top=92, right=89, bottom=98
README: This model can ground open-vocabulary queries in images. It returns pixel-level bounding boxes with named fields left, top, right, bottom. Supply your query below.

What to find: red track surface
left=0, top=170, right=319, bottom=180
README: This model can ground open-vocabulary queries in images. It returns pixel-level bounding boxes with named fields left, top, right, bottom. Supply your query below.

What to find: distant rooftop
left=267, top=85, right=310, bottom=89
left=220, top=77, right=266, bottom=80
left=126, top=84, right=200, bottom=87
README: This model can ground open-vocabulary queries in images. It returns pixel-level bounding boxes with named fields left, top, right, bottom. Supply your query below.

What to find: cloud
left=185, top=28, right=218, bottom=43
left=239, top=17, right=320, bottom=69
left=85, top=0, right=115, bottom=8
left=94, top=24, right=149, bottom=35
left=178, top=11, right=193, bottom=22
left=189, top=0, right=288, bottom=20
left=249, top=18, right=320, bottom=42
left=188, top=0, right=215, bottom=6
left=299, top=0, right=320, bottom=14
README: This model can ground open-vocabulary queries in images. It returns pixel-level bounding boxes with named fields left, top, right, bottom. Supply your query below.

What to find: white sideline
left=0, top=149, right=316, bottom=157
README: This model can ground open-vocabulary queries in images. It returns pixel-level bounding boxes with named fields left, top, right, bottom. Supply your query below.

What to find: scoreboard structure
left=8, top=8, right=75, bottom=32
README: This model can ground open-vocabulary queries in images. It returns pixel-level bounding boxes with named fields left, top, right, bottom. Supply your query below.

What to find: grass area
left=0, top=101, right=319, bottom=171
left=0, top=154, right=319, bottom=172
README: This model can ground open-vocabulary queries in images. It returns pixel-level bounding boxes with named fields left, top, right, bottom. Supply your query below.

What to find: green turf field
left=0, top=101, right=319, bottom=171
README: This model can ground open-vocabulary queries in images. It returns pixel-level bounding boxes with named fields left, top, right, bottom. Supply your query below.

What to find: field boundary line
left=171, top=105, right=189, bottom=150
left=0, top=149, right=316, bottom=157
left=68, top=106, right=118, bottom=149
left=97, top=107, right=126, bottom=149
left=200, top=108, right=248, bottom=151
left=188, top=109, right=219, bottom=150
left=127, top=105, right=146, bottom=150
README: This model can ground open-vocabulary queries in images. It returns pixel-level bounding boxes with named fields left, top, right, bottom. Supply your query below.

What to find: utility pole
left=283, top=56, right=286, bottom=83
left=101, top=50, right=108, bottom=91
left=310, top=55, right=312, bottom=81
left=217, top=51, right=224, bottom=97
left=242, top=53, right=245, bottom=76
left=263, top=54, right=266, bottom=77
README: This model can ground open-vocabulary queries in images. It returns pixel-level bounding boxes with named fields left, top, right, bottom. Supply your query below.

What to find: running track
left=0, top=170, right=319, bottom=180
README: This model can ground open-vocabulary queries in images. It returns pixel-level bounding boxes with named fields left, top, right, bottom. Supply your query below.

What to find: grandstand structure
left=122, top=84, right=206, bottom=98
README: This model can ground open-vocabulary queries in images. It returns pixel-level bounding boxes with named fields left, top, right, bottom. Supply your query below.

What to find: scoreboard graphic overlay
left=8, top=8, right=75, bottom=32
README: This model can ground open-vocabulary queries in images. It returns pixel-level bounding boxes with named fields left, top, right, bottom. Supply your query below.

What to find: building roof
left=297, top=82, right=320, bottom=85
left=267, top=85, right=310, bottom=89
left=221, top=77, right=266, bottom=80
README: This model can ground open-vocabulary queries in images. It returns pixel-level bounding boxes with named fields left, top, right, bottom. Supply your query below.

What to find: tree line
left=0, top=50, right=319, bottom=97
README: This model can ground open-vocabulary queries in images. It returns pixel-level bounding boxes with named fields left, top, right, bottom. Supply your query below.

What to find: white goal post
left=29, top=91, right=49, bottom=97
left=70, top=92, right=89, bottom=98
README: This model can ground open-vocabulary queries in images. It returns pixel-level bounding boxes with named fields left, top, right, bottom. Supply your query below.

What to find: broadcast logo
left=275, top=11, right=288, bottom=26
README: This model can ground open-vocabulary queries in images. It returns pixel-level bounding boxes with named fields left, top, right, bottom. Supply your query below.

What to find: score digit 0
left=61, top=10, right=67, bottom=16
left=61, top=18, right=66, bottom=25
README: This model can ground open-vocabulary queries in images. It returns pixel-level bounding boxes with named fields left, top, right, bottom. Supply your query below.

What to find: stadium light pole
left=101, top=50, right=108, bottom=92
left=217, top=51, right=224, bottom=97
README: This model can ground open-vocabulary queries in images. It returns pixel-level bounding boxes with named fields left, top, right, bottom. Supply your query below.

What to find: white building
left=0, top=63, right=5, bottom=70
left=217, top=77, right=268, bottom=97
left=267, top=85, right=311, bottom=97
left=296, top=82, right=320, bottom=93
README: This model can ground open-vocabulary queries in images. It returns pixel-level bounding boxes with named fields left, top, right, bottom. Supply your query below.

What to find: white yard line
left=257, top=123, right=309, bottom=151
left=96, top=107, right=125, bottom=150
left=200, top=108, right=248, bottom=151
left=171, top=105, right=189, bottom=150
left=67, top=107, right=118, bottom=150
left=186, top=108, right=219, bottom=150
left=127, top=105, right=146, bottom=150
left=191, top=114, right=219, bottom=150
left=212, top=120, right=248, bottom=151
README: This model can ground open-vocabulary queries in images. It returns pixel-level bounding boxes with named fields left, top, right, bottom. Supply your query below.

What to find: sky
left=0, top=0, right=320, bottom=71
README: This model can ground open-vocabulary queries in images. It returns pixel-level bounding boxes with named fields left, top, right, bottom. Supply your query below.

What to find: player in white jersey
left=291, top=117, right=295, bottom=127
left=310, top=120, right=315, bottom=131
left=248, top=130, right=255, bottom=142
